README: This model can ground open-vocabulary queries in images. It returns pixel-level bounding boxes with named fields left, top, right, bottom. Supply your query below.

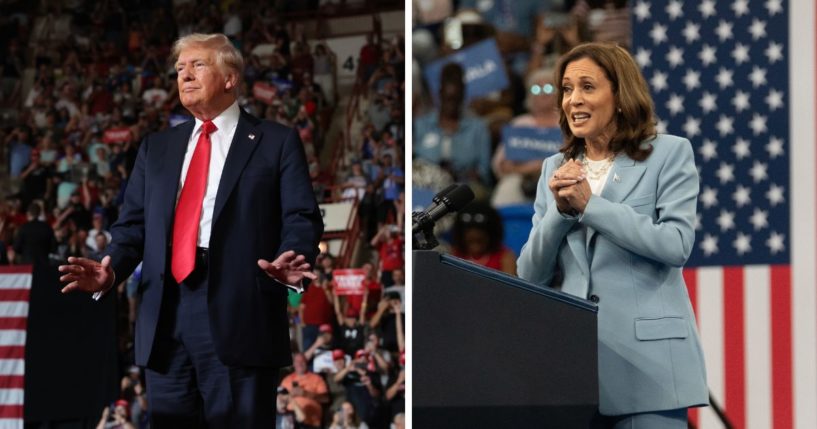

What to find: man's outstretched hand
left=258, top=250, right=317, bottom=286
left=59, top=255, right=115, bottom=294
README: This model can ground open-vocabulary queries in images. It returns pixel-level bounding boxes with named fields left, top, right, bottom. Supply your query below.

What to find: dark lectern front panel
left=413, top=251, right=598, bottom=428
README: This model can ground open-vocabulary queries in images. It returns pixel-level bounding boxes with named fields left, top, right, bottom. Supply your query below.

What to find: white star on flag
left=700, top=186, right=718, bottom=209
left=765, top=88, right=783, bottom=110
left=765, top=136, right=784, bottom=158
left=635, top=48, right=652, bottom=68
left=666, top=0, right=683, bottom=20
left=699, top=44, right=717, bottom=66
left=700, top=233, right=719, bottom=256
left=750, top=161, right=768, bottom=183
left=765, top=183, right=784, bottom=206
left=750, top=113, right=768, bottom=135
left=682, top=22, right=700, bottom=43
left=731, top=0, right=749, bottom=16
left=765, top=41, right=783, bottom=62
left=717, top=209, right=736, bottom=231
left=733, top=231, right=752, bottom=255
left=716, top=115, right=734, bottom=136
left=634, top=1, right=651, bottom=21
left=732, top=138, right=751, bottom=159
left=699, top=92, right=717, bottom=114
left=666, top=46, right=684, bottom=68
left=683, top=69, right=701, bottom=90
left=749, top=18, right=767, bottom=40
left=749, top=66, right=767, bottom=87
left=732, top=90, right=750, bottom=111
left=750, top=208, right=769, bottom=230
left=699, top=139, right=718, bottom=162
left=766, top=231, right=785, bottom=254
left=699, top=0, right=717, bottom=19
left=732, top=43, right=750, bottom=64
left=650, top=23, right=668, bottom=44
left=667, top=94, right=684, bottom=115
left=716, top=20, right=734, bottom=41
left=733, top=184, right=751, bottom=207
left=716, top=162, right=735, bottom=184
left=716, top=67, right=734, bottom=89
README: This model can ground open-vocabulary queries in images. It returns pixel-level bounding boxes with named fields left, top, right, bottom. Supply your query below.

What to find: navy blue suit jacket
left=105, top=109, right=323, bottom=369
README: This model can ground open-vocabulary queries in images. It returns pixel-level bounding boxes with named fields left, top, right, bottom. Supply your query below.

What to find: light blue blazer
left=517, top=134, right=708, bottom=415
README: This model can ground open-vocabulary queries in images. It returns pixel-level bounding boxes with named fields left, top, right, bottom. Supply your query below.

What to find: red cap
left=319, top=323, right=332, bottom=333
left=354, top=349, right=368, bottom=359
left=114, top=399, right=129, bottom=417
left=332, top=349, right=345, bottom=360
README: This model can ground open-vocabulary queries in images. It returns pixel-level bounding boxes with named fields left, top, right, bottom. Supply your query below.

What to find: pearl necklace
left=582, top=155, right=614, bottom=181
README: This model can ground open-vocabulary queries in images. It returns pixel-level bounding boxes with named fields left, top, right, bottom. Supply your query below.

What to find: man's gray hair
left=172, top=33, right=244, bottom=80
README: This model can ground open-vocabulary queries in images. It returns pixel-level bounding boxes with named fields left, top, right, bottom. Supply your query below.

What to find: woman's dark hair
left=451, top=201, right=504, bottom=254
left=555, top=42, right=656, bottom=161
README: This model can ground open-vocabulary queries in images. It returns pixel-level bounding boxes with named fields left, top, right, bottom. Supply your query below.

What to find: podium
left=413, top=250, right=599, bottom=428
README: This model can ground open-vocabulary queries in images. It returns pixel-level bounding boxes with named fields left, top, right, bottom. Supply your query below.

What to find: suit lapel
left=586, top=153, right=646, bottom=252
left=212, top=111, right=262, bottom=225
left=600, top=154, right=646, bottom=204
left=159, top=121, right=195, bottom=242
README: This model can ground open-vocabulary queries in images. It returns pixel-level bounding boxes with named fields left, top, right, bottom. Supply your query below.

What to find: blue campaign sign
left=502, top=126, right=563, bottom=162
left=424, top=38, right=509, bottom=103
left=169, top=114, right=193, bottom=127
left=412, top=187, right=436, bottom=212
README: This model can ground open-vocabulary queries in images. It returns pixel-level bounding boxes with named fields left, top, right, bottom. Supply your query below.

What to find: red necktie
left=171, top=120, right=217, bottom=284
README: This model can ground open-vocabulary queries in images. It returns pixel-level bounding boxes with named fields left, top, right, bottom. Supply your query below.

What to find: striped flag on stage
left=0, top=267, right=32, bottom=429
left=632, top=1, right=817, bottom=428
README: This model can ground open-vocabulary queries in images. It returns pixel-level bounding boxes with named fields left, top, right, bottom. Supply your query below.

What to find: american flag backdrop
left=0, top=267, right=31, bottom=429
left=632, top=1, right=817, bottom=428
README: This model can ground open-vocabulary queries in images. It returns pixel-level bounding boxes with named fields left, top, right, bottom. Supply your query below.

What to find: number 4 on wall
left=343, top=56, right=355, bottom=71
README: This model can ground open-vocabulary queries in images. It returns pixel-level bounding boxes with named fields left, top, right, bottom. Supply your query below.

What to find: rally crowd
left=0, top=1, right=404, bottom=428
left=412, top=0, right=629, bottom=274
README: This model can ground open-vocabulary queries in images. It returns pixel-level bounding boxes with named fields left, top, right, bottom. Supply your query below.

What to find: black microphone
left=412, top=184, right=475, bottom=234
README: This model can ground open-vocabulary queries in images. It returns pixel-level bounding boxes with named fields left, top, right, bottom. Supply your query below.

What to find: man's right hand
left=59, top=255, right=115, bottom=294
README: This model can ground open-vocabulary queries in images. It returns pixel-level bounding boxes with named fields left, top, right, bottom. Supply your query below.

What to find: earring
left=617, top=107, right=622, bottom=113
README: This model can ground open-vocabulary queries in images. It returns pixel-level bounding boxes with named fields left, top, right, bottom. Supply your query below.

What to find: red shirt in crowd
left=378, top=236, right=403, bottom=272
left=300, top=285, right=333, bottom=326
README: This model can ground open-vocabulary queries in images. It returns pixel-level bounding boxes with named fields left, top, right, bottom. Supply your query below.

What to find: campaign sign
left=424, top=38, right=509, bottom=103
left=333, top=269, right=366, bottom=296
left=270, top=77, right=294, bottom=93
left=169, top=114, right=192, bottom=127
left=412, top=187, right=435, bottom=212
left=252, top=81, right=278, bottom=105
left=502, top=126, right=563, bottom=162
left=103, top=128, right=132, bottom=144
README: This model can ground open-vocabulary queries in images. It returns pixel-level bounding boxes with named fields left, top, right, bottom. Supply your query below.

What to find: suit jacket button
left=160, top=273, right=164, bottom=281
left=589, top=294, right=600, bottom=303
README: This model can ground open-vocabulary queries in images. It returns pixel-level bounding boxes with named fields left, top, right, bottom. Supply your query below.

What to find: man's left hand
left=258, top=250, right=317, bottom=286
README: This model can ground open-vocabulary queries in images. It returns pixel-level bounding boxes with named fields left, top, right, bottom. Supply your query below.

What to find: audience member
left=279, top=353, right=331, bottom=429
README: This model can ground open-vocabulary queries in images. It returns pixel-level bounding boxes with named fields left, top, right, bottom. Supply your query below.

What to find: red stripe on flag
left=0, top=266, right=32, bottom=275
left=0, top=375, right=24, bottom=389
left=0, top=290, right=29, bottom=301
left=0, top=346, right=25, bottom=359
left=723, top=267, right=745, bottom=428
left=0, top=318, right=26, bottom=330
left=0, top=405, right=23, bottom=418
left=683, top=268, right=699, bottom=426
left=771, top=265, right=792, bottom=429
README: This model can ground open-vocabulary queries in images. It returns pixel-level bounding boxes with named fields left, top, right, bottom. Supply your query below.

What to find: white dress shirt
left=179, top=101, right=241, bottom=248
